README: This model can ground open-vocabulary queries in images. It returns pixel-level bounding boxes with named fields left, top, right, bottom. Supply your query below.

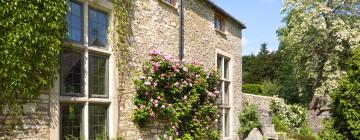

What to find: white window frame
left=216, top=49, right=233, bottom=139
left=50, top=0, right=117, bottom=139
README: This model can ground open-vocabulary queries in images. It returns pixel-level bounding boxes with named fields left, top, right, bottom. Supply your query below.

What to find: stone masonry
left=0, top=0, right=245, bottom=139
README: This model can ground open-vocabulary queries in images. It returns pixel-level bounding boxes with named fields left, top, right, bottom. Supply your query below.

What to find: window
left=214, top=14, right=224, bottom=32
left=66, top=1, right=83, bottom=42
left=61, top=103, right=83, bottom=140
left=89, top=8, right=108, bottom=47
left=163, top=0, right=176, bottom=6
left=61, top=50, right=83, bottom=96
left=89, top=54, right=109, bottom=97
left=217, top=54, right=231, bottom=138
left=59, top=1, right=112, bottom=139
left=89, top=104, right=108, bottom=139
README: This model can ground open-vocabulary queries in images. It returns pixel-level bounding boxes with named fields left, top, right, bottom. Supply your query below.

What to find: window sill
left=158, top=0, right=178, bottom=10
left=215, top=29, right=226, bottom=36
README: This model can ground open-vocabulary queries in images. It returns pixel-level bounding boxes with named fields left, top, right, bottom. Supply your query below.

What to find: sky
left=211, top=0, right=284, bottom=56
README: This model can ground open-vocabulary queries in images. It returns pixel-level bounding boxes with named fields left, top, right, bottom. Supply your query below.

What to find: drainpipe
left=179, top=0, right=184, bottom=61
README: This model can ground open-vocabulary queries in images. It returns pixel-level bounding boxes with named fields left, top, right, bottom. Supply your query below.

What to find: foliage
left=242, top=43, right=278, bottom=84
left=238, top=103, right=262, bottom=138
left=0, top=0, right=67, bottom=127
left=319, top=119, right=346, bottom=140
left=242, top=84, right=262, bottom=95
left=275, top=43, right=314, bottom=105
left=260, top=80, right=280, bottom=97
left=272, top=115, right=288, bottom=132
left=288, top=121, right=319, bottom=140
left=133, top=49, right=220, bottom=139
left=325, top=47, right=360, bottom=139
left=112, top=0, right=134, bottom=89
left=269, top=97, right=306, bottom=131
left=279, top=0, right=360, bottom=110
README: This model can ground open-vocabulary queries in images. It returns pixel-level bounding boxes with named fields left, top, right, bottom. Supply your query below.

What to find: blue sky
left=211, top=0, right=284, bottom=55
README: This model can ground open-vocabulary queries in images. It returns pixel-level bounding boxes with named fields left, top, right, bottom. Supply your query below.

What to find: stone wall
left=0, top=93, right=50, bottom=139
left=241, top=93, right=283, bottom=128
left=119, top=0, right=244, bottom=139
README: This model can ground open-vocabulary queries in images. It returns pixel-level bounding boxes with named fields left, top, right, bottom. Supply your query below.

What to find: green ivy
left=0, top=0, right=67, bottom=129
left=133, top=50, right=220, bottom=139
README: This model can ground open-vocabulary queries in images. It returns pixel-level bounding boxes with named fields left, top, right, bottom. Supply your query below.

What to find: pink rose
left=145, top=92, right=150, bottom=96
left=140, top=104, right=145, bottom=109
left=163, top=54, right=173, bottom=61
left=183, top=67, right=188, bottom=72
left=184, top=95, right=188, bottom=100
left=150, top=49, right=161, bottom=56
left=161, top=105, right=166, bottom=108
left=144, top=81, right=151, bottom=86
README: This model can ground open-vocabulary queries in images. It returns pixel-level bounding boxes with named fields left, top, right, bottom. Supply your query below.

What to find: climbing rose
left=150, top=49, right=161, bottom=56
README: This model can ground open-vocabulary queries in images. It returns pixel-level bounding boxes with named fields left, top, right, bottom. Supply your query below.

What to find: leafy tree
left=244, top=43, right=278, bottom=84
left=242, top=54, right=255, bottom=84
left=325, top=47, right=360, bottom=139
left=278, top=0, right=360, bottom=110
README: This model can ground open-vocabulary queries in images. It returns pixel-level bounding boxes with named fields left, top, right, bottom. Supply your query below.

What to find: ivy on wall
left=0, top=0, right=67, bottom=129
left=133, top=50, right=220, bottom=139
left=112, top=0, right=134, bottom=88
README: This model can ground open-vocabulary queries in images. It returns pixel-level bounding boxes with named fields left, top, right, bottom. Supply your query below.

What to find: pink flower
left=140, top=104, right=145, bottom=109
left=152, top=62, right=160, bottom=71
left=139, top=76, right=145, bottom=80
left=172, top=65, right=180, bottom=73
left=161, top=73, right=167, bottom=78
left=150, top=111, right=155, bottom=117
left=161, top=105, right=166, bottom=108
left=144, top=92, right=150, bottom=96
left=163, top=54, right=173, bottom=61
left=147, top=77, right=153, bottom=82
left=150, top=49, right=161, bottom=56
left=144, top=81, right=151, bottom=86
left=154, top=103, right=159, bottom=107
left=184, top=95, right=188, bottom=100
left=164, top=84, right=170, bottom=89
left=157, top=96, right=161, bottom=100
left=174, top=82, right=180, bottom=87
left=183, top=67, right=188, bottom=72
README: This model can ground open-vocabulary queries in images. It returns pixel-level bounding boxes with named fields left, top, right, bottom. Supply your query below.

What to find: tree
left=278, top=0, right=360, bottom=110
left=244, top=43, right=278, bottom=84
left=329, top=47, right=360, bottom=139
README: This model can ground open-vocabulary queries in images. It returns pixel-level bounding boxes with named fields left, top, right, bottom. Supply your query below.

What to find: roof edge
left=205, top=0, right=246, bottom=29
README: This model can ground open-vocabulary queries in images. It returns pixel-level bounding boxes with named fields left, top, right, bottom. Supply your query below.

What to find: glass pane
left=217, top=82, right=222, bottom=105
left=89, top=104, right=108, bottom=140
left=218, top=110, right=223, bottom=135
left=88, top=8, right=108, bottom=47
left=224, top=81, right=230, bottom=106
left=61, top=103, right=83, bottom=140
left=224, top=58, right=230, bottom=79
left=61, top=50, right=83, bottom=96
left=66, top=1, right=82, bottom=42
left=89, top=54, right=108, bottom=97
left=225, top=109, right=230, bottom=137
left=217, top=55, right=222, bottom=77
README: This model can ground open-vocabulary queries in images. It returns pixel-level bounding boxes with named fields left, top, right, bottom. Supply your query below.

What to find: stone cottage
left=0, top=0, right=245, bottom=139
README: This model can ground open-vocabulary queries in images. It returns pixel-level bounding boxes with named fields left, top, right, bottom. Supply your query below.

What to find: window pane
left=61, top=50, right=83, bottom=96
left=217, top=55, right=222, bottom=77
left=89, top=8, right=108, bottom=47
left=224, top=58, right=229, bottom=79
left=217, top=82, right=222, bottom=105
left=89, top=54, right=108, bottom=97
left=225, top=109, right=230, bottom=137
left=224, top=81, right=230, bottom=106
left=61, top=103, right=83, bottom=140
left=218, top=110, right=223, bottom=136
left=89, top=104, right=108, bottom=140
left=66, top=1, right=83, bottom=42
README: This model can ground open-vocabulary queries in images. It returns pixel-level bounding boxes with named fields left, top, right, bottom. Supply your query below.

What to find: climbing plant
left=0, top=0, right=67, bottom=128
left=112, top=0, right=134, bottom=88
left=133, top=49, right=220, bottom=139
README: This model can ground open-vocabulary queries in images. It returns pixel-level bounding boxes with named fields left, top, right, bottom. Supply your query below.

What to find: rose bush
left=133, top=49, right=220, bottom=139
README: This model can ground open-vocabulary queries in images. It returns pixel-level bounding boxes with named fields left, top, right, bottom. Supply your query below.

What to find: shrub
left=242, top=84, right=262, bottom=95
left=269, top=97, right=306, bottom=130
left=319, top=119, right=345, bottom=140
left=261, top=80, right=280, bottom=96
left=133, top=49, right=220, bottom=139
left=272, top=115, right=288, bottom=132
left=239, top=103, right=262, bottom=138
left=320, top=47, right=360, bottom=139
